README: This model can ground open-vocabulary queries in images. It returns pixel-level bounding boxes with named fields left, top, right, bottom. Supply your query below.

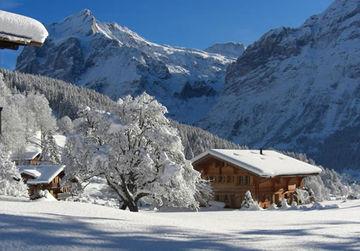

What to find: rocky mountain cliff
left=16, top=9, right=235, bottom=123
left=205, top=42, right=245, bottom=59
left=199, top=0, right=360, bottom=170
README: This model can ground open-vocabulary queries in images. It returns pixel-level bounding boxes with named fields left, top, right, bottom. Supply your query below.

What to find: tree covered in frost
left=63, top=93, right=207, bottom=212
left=57, top=116, right=74, bottom=135
left=0, top=144, right=28, bottom=198
left=1, top=69, right=240, bottom=163
left=41, top=132, right=61, bottom=164
left=240, top=190, right=261, bottom=210
left=282, top=151, right=358, bottom=200
left=0, top=75, right=50, bottom=152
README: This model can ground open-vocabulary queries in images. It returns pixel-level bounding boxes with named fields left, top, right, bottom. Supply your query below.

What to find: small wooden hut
left=192, top=149, right=322, bottom=208
left=19, top=165, right=67, bottom=199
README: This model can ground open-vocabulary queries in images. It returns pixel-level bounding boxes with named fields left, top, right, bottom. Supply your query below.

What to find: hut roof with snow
left=192, top=149, right=322, bottom=178
left=19, top=164, right=65, bottom=185
left=0, top=10, right=48, bottom=49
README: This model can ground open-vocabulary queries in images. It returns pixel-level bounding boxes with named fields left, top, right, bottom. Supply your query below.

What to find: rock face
left=16, top=9, right=235, bottom=123
left=205, top=42, right=245, bottom=59
left=199, top=0, right=360, bottom=170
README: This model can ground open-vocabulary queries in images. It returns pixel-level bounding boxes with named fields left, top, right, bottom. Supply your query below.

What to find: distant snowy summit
left=205, top=42, right=245, bottom=59
left=16, top=9, right=243, bottom=124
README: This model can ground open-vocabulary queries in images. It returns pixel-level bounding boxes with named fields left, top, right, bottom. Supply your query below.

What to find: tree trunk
left=120, top=202, right=128, bottom=210
left=119, top=200, right=138, bottom=212
left=106, top=177, right=140, bottom=212
left=128, top=202, right=139, bottom=212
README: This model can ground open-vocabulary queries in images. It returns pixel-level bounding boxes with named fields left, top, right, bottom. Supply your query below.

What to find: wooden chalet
left=10, top=132, right=67, bottom=199
left=192, top=149, right=322, bottom=208
left=0, top=10, right=48, bottom=50
left=11, top=150, right=42, bottom=166
left=19, top=165, right=68, bottom=199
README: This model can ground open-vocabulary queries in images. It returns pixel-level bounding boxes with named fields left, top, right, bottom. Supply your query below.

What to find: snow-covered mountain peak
left=79, top=8, right=93, bottom=17
left=48, top=9, right=165, bottom=50
left=16, top=10, right=241, bottom=124
left=47, top=9, right=98, bottom=40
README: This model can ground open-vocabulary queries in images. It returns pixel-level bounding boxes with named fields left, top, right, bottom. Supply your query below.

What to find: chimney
left=260, top=148, right=263, bottom=155
left=0, top=107, right=2, bottom=135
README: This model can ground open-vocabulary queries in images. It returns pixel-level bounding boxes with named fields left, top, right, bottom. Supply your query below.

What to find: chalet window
left=227, top=176, right=232, bottom=183
left=218, top=175, right=225, bottom=183
left=236, top=176, right=251, bottom=185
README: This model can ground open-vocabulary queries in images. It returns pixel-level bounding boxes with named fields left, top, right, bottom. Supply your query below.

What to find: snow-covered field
left=0, top=198, right=359, bottom=251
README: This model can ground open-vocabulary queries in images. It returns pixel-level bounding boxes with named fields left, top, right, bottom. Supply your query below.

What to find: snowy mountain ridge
left=199, top=0, right=360, bottom=170
left=205, top=42, right=245, bottom=59
left=16, top=9, right=235, bottom=123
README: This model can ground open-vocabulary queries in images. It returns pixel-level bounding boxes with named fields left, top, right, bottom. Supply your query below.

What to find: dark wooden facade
left=193, top=155, right=306, bottom=208
left=21, top=171, right=67, bottom=199
left=14, top=153, right=42, bottom=166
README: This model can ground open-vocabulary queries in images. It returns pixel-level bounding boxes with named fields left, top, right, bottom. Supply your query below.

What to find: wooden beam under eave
left=0, top=37, right=44, bottom=50
left=0, top=40, right=19, bottom=50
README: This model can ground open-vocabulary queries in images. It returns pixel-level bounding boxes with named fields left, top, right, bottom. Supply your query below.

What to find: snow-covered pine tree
left=41, top=131, right=61, bottom=164
left=240, top=190, right=261, bottom=210
left=63, top=93, right=207, bottom=212
left=0, top=145, right=28, bottom=198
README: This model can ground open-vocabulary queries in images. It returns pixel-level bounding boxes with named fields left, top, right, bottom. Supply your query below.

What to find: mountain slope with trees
left=0, top=69, right=238, bottom=160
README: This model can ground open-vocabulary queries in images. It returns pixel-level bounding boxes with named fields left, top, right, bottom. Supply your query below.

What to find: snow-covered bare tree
left=57, top=116, right=74, bottom=135
left=63, top=93, right=206, bottom=212
left=0, top=144, right=28, bottom=198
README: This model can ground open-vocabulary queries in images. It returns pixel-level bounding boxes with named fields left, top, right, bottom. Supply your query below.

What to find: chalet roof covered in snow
left=21, top=169, right=41, bottom=178
left=19, top=165, right=64, bottom=185
left=0, top=10, right=48, bottom=49
left=11, top=148, right=41, bottom=161
left=192, top=149, right=322, bottom=177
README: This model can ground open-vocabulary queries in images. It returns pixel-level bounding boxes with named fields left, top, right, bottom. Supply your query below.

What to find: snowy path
left=0, top=198, right=359, bottom=250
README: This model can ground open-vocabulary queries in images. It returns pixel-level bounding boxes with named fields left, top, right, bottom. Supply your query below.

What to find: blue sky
left=0, top=0, right=332, bottom=69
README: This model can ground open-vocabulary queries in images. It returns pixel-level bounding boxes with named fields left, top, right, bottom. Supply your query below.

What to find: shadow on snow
left=0, top=213, right=253, bottom=251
